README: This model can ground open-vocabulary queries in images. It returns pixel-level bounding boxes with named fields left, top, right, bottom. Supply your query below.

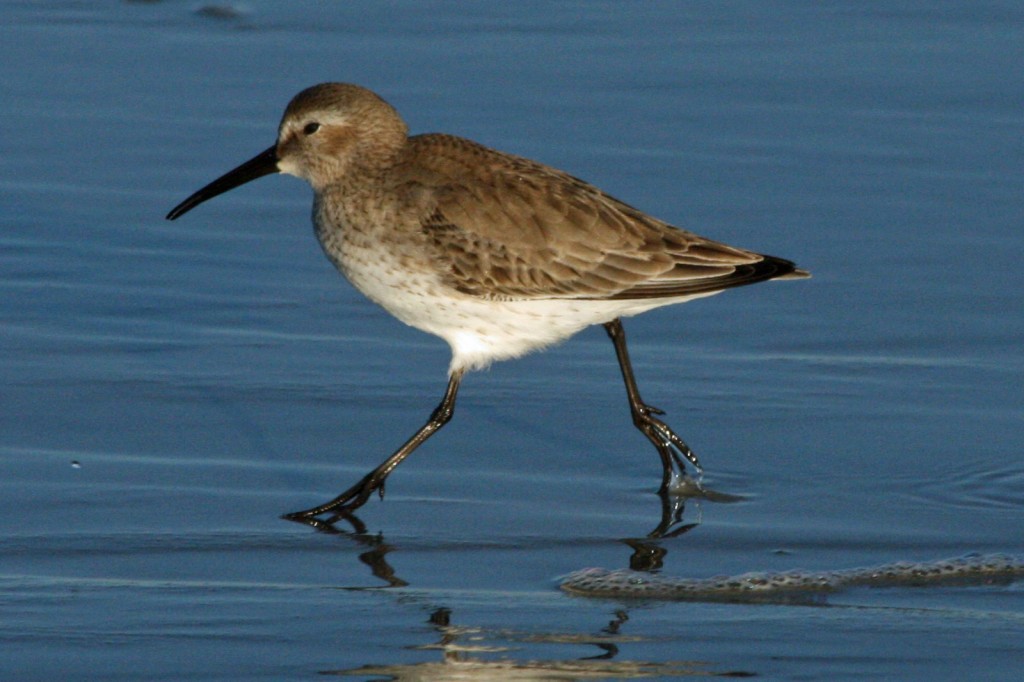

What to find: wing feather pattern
left=404, top=134, right=802, bottom=301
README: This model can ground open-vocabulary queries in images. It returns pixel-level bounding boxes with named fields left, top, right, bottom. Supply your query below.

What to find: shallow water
left=2, top=1, right=1023, bottom=680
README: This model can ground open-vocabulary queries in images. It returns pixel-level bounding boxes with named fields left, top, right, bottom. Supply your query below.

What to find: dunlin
left=167, top=83, right=808, bottom=519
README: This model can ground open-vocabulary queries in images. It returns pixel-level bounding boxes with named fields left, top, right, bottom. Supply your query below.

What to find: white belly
left=317, top=214, right=718, bottom=373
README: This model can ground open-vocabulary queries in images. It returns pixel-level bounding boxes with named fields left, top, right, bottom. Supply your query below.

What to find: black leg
left=284, top=369, right=464, bottom=519
left=603, top=319, right=702, bottom=492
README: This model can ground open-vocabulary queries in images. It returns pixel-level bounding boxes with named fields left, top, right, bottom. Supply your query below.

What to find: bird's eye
left=303, top=122, right=321, bottom=136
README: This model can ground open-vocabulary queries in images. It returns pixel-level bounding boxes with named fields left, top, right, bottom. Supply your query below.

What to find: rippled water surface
left=3, top=2, right=1023, bottom=680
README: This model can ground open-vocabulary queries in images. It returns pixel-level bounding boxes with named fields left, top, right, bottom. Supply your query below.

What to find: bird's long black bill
left=166, top=145, right=279, bottom=220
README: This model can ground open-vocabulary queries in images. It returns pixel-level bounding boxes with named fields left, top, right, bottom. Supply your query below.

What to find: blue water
left=2, top=1, right=1022, bottom=679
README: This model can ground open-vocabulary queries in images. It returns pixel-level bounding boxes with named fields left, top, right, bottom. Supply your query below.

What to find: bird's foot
left=630, top=402, right=704, bottom=486
left=282, top=470, right=384, bottom=522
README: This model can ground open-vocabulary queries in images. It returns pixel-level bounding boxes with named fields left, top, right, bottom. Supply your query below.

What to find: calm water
left=2, top=1, right=1022, bottom=679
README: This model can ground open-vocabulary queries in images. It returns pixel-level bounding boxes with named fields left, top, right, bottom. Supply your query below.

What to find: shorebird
left=167, top=83, right=808, bottom=519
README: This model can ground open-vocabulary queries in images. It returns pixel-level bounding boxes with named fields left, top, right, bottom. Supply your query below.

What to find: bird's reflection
left=419, top=606, right=630, bottom=664
left=291, top=481, right=751, bottom=677
left=322, top=605, right=736, bottom=678
left=283, top=510, right=408, bottom=587
left=282, top=475, right=744, bottom=588
left=579, top=611, right=629, bottom=660
left=624, top=478, right=744, bottom=571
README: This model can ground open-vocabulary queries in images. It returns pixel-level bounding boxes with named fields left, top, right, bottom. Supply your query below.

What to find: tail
left=774, top=266, right=811, bottom=281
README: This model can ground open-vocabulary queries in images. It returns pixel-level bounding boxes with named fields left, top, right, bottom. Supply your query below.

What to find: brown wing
left=407, top=134, right=800, bottom=301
